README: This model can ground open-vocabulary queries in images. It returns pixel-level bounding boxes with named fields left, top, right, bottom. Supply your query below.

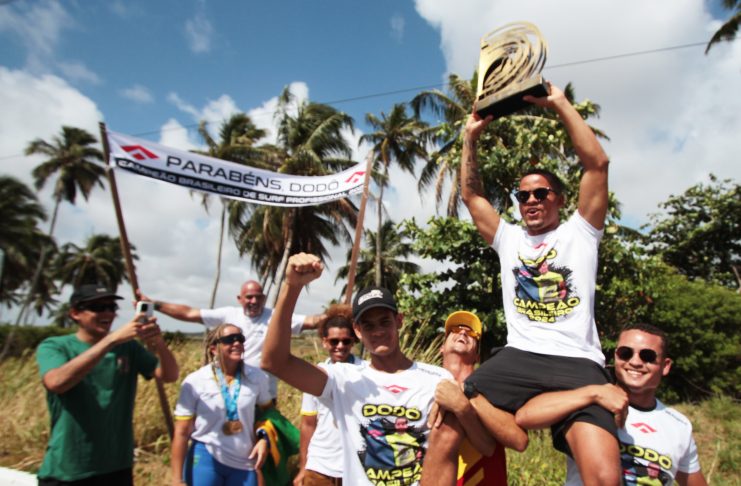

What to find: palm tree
left=335, top=219, right=420, bottom=295
left=706, top=0, right=740, bottom=53
left=52, top=234, right=135, bottom=291
left=18, top=126, right=105, bottom=324
left=195, top=114, right=269, bottom=307
left=233, top=88, right=358, bottom=300
left=360, top=104, right=427, bottom=286
left=411, top=73, right=477, bottom=217
left=0, top=176, right=50, bottom=306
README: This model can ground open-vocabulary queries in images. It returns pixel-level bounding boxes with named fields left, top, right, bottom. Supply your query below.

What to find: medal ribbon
left=214, top=365, right=241, bottom=421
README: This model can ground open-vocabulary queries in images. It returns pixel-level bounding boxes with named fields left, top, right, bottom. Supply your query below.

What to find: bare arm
left=261, top=253, right=328, bottom=397
left=148, top=330, right=179, bottom=383
left=524, top=84, right=610, bottom=229
left=42, top=316, right=158, bottom=394
left=515, top=384, right=628, bottom=430
left=433, top=380, right=496, bottom=456
left=676, top=471, right=709, bottom=486
left=460, top=113, right=501, bottom=245
left=300, top=312, right=328, bottom=332
left=137, top=290, right=203, bottom=323
left=294, top=414, right=318, bottom=486
left=470, top=394, right=529, bottom=452
left=171, top=418, right=194, bottom=486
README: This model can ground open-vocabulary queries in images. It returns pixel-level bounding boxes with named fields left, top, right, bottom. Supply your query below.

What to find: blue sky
left=1, top=0, right=739, bottom=330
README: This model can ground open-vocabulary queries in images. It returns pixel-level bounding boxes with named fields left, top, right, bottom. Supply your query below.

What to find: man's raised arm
left=261, top=253, right=328, bottom=397
left=524, top=84, right=610, bottom=229
left=136, top=290, right=203, bottom=323
left=460, top=112, right=501, bottom=245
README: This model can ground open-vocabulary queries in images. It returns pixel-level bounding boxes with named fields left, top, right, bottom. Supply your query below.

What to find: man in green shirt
left=36, top=285, right=179, bottom=485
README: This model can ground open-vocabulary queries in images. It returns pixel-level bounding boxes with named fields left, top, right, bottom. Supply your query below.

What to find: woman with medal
left=171, top=324, right=272, bottom=486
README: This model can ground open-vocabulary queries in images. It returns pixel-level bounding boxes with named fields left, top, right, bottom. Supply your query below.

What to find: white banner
left=106, top=130, right=367, bottom=207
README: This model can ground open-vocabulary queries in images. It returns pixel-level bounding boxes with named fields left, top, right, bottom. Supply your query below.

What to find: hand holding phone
left=136, top=300, right=154, bottom=324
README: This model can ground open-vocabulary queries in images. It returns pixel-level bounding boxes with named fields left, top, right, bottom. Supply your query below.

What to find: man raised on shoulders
left=262, top=252, right=453, bottom=485
left=36, top=284, right=178, bottom=485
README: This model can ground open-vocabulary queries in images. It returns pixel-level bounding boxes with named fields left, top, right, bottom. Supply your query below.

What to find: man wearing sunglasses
left=428, top=311, right=524, bottom=485
left=262, top=253, right=453, bottom=486
left=138, top=279, right=325, bottom=400
left=36, top=284, right=179, bottom=485
left=515, top=323, right=708, bottom=486
left=429, top=83, right=618, bottom=485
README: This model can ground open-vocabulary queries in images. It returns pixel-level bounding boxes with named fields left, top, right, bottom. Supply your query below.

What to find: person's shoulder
left=655, top=400, right=693, bottom=428
left=182, top=363, right=213, bottom=384
left=243, top=364, right=270, bottom=383
left=412, top=361, right=452, bottom=379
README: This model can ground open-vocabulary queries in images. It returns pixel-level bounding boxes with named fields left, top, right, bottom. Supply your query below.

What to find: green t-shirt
left=36, top=334, right=158, bottom=481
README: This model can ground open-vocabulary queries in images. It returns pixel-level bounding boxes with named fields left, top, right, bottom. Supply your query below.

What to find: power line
left=0, top=40, right=720, bottom=161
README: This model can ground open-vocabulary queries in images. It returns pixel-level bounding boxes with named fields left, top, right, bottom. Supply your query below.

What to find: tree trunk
left=270, top=210, right=295, bottom=307
left=374, top=162, right=389, bottom=288
left=209, top=204, right=227, bottom=308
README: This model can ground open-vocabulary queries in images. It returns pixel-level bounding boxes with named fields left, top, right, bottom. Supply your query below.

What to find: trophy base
left=475, top=76, right=549, bottom=120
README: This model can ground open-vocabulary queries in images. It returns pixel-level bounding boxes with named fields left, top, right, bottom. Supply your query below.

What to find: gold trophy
left=475, top=22, right=549, bottom=119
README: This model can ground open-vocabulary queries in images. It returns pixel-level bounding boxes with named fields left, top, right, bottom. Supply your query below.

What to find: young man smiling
left=426, top=83, right=618, bottom=486
left=36, top=284, right=178, bottom=485
left=515, top=324, right=709, bottom=486
left=262, top=253, right=452, bottom=485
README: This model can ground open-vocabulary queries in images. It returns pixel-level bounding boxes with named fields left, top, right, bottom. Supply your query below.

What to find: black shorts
left=465, top=346, right=616, bottom=456
left=38, top=468, right=133, bottom=486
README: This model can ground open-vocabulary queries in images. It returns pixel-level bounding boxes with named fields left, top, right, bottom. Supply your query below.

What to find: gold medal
left=222, top=420, right=243, bottom=435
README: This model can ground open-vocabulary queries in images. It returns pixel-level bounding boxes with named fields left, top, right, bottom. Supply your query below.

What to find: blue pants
left=185, top=441, right=258, bottom=486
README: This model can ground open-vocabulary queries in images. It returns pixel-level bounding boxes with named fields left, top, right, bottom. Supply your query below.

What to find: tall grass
left=1, top=335, right=738, bottom=484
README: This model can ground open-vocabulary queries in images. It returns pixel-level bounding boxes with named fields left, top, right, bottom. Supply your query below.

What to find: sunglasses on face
left=327, top=338, right=354, bottom=347
left=448, top=325, right=480, bottom=339
left=615, top=346, right=658, bottom=364
left=514, top=187, right=557, bottom=204
left=78, top=302, right=119, bottom=313
left=218, top=333, right=246, bottom=345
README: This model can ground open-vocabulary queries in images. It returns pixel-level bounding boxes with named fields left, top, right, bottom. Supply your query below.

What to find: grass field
left=0, top=333, right=738, bottom=485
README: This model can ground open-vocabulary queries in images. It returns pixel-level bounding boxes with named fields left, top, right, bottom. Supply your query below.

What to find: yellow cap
left=444, top=311, right=482, bottom=339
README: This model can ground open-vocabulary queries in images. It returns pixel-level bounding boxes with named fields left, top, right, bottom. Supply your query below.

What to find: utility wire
left=0, top=40, right=722, bottom=160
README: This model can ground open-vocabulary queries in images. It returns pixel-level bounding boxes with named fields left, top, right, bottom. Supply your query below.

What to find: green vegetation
left=0, top=331, right=738, bottom=484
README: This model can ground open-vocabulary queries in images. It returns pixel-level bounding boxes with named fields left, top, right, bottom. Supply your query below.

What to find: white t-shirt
left=201, top=306, right=305, bottom=398
left=565, top=400, right=701, bottom=485
left=318, top=360, right=453, bottom=485
left=300, top=355, right=364, bottom=478
left=174, top=364, right=272, bottom=470
left=494, top=212, right=604, bottom=365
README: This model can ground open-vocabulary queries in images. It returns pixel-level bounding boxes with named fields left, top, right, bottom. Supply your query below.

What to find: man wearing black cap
left=262, top=253, right=452, bottom=486
left=35, top=284, right=179, bottom=485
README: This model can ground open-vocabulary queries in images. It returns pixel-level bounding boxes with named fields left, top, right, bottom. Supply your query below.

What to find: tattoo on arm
left=464, top=139, right=484, bottom=195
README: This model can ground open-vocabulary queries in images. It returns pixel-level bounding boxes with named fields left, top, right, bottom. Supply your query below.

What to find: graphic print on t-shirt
left=357, top=403, right=426, bottom=484
left=620, top=442, right=674, bottom=486
left=512, top=246, right=580, bottom=323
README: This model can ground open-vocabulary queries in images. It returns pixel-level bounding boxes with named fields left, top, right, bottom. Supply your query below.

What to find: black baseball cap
left=70, top=284, right=123, bottom=307
left=352, top=287, right=397, bottom=321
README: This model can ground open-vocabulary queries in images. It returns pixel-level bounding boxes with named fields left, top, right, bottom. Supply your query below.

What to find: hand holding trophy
left=475, top=22, right=549, bottom=119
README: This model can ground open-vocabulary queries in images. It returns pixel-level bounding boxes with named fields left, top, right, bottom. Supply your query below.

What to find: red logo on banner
left=630, top=422, right=657, bottom=434
left=345, top=171, right=365, bottom=184
left=384, top=385, right=407, bottom=394
left=122, top=145, right=158, bottom=161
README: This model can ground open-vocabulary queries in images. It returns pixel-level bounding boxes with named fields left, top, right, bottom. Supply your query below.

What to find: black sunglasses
left=79, top=302, right=119, bottom=313
left=327, top=338, right=354, bottom=347
left=218, top=334, right=246, bottom=345
left=615, top=346, right=658, bottom=364
left=514, top=187, right=557, bottom=204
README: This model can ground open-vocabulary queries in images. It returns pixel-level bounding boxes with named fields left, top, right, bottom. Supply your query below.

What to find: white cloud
left=56, top=61, right=102, bottom=85
left=413, top=0, right=741, bottom=227
left=247, top=81, right=310, bottom=144
left=0, top=1, right=73, bottom=73
left=184, top=13, right=213, bottom=54
left=120, top=84, right=154, bottom=104
left=159, top=118, right=199, bottom=151
left=390, top=13, right=405, bottom=42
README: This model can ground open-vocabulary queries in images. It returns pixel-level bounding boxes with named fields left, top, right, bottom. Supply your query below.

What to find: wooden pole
left=99, top=122, right=174, bottom=439
left=343, top=152, right=374, bottom=304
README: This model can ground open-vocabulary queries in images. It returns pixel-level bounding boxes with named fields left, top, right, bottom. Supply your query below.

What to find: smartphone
left=136, top=301, right=154, bottom=323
